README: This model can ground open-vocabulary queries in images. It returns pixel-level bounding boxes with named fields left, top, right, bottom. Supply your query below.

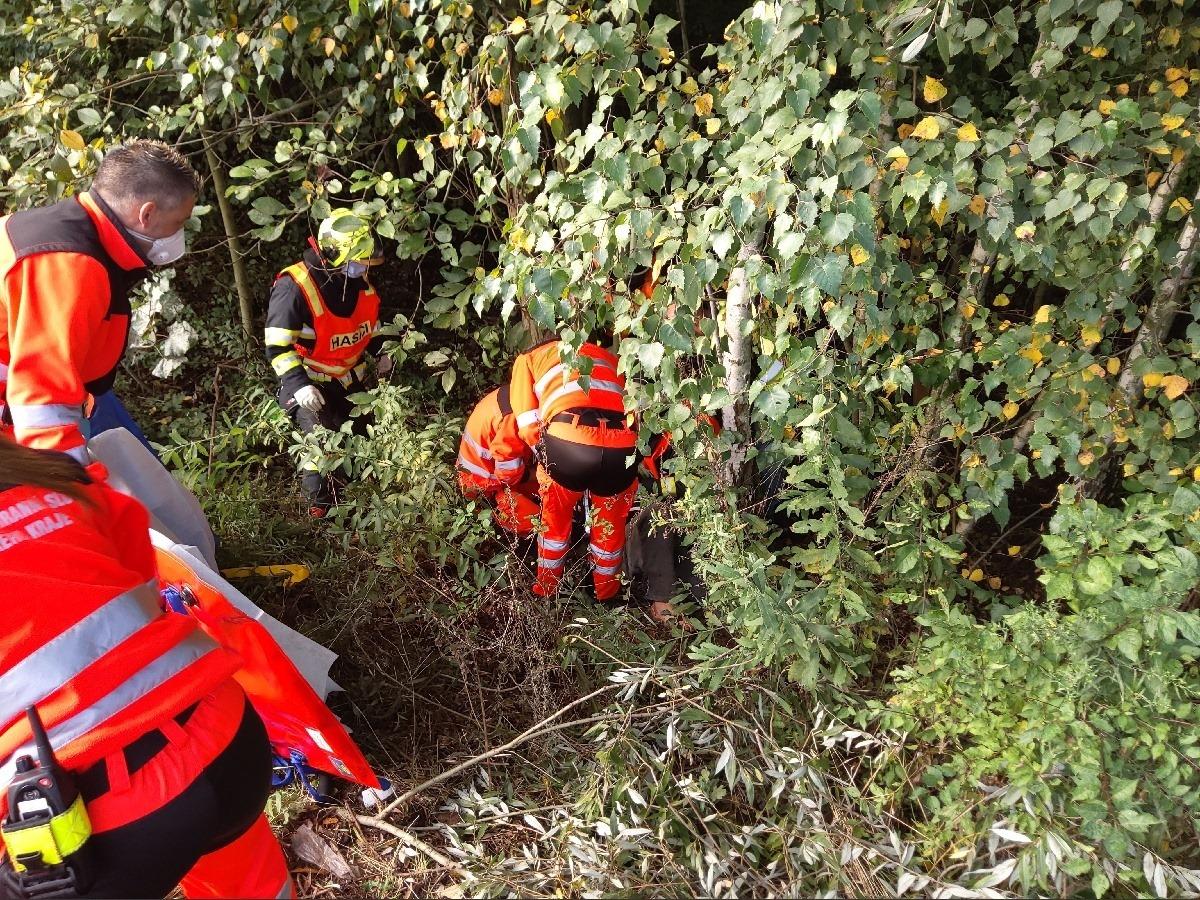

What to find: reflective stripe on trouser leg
left=534, top=465, right=582, bottom=597
left=589, top=481, right=637, bottom=601
left=178, top=814, right=292, bottom=899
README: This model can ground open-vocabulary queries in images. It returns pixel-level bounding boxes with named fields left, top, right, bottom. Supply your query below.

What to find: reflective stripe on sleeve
left=271, top=353, right=304, bottom=377
left=264, top=327, right=299, bottom=347
left=0, top=580, right=162, bottom=729
left=494, top=458, right=523, bottom=472
left=457, top=457, right=497, bottom=480
left=534, top=363, right=565, bottom=400
left=461, top=430, right=492, bottom=460
left=8, top=403, right=81, bottom=429
left=516, top=409, right=541, bottom=429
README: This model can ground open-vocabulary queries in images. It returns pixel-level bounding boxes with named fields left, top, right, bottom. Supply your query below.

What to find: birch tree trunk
left=1079, top=187, right=1200, bottom=498
left=722, top=234, right=762, bottom=487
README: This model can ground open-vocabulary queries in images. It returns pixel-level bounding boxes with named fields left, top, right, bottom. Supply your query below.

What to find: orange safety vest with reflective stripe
left=507, top=342, right=628, bottom=448
left=273, top=262, right=381, bottom=384
left=458, top=387, right=528, bottom=491
left=0, top=464, right=238, bottom=815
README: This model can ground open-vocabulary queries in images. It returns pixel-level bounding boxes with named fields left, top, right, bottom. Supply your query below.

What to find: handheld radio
left=2, top=707, right=94, bottom=896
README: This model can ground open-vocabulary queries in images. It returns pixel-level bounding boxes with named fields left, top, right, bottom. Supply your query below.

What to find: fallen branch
left=355, top=815, right=460, bottom=870
left=373, top=682, right=624, bottom=820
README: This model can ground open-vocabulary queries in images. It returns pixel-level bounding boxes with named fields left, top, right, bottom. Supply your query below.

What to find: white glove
left=294, top=384, right=325, bottom=412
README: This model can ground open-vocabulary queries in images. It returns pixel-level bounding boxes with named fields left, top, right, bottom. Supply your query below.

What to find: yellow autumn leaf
left=1002, top=401, right=1020, bottom=420
left=993, top=293, right=1010, bottom=307
left=1078, top=450, right=1096, bottom=466
left=871, top=55, right=889, bottom=63
left=1165, top=421, right=1176, bottom=439
left=930, top=198, right=949, bottom=226
left=889, top=151, right=909, bottom=171
left=1007, top=545, right=1022, bottom=556
left=321, top=36, right=336, bottom=55
left=968, top=194, right=986, bottom=215
left=962, top=302, right=976, bottom=319
left=957, top=122, right=979, bottom=142
left=1143, top=372, right=1164, bottom=388
left=236, top=31, right=250, bottom=47
left=1171, top=196, right=1194, bottom=214
left=544, top=108, right=559, bottom=125
left=911, top=116, right=941, bottom=140
left=1021, top=346, right=1044, bottom=364
left=60, top=129, right=86, bottom=151
left=897, top=123, right=914, bottom=140
left=1116, top=83, right=1130, bottom=96
left=923, top=76, right=948, bottom=103
left=849, top=245, right=869, bottom=266
left=1149, top=80, right=1162, bottom=95
left=1169, top=79, right=1189, bottom=98
left=987, top=576, right=1002, bottom=590
left=508, top=16, right=527, bottom=34
left=281, top=13, right=298, bottom=33
left=1162, top=374, right=1189, bottom=399
left=1123, top=462, right=1138, bottom=477
left=1107, top=357, right=1121, bottom=375
left=705, top=117, right=721, bottom=136
left=1081, top=325, right=1102, bottom=345
left=1167, top=67, right=1186, bottom=81
left=439, top=132, right=458, bottom=149
left=1162, top=114, right=1185, bottom=131
left=680, top=77, right=698, bottom=96
left=694, top=93, right=714, bottom=116
left=1086, top=45, right=1109, bottom=58
left=1147, top=170, right=1163, bottom=189
left=1034, top=305, right=1052, bottom=325
left=1160, top=26, right=1181, bottom=47
left=487, top=87, right=503, bottom=105
left=1193, top=466, right=1200, bottom=482
left=1098, top=99, right=1115, bottom=115
left=967, top=568, right=984, bottom=582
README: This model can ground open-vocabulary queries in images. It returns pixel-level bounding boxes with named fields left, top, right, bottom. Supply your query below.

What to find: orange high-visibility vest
left=508, top=342, right=628, bottom=447
left=0, top=464, right=237, bottom=814
left=276, top=262, right=381, bottom=382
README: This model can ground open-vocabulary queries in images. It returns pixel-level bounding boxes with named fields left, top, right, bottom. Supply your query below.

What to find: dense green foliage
left=2, top=0, right=1199, bottom=895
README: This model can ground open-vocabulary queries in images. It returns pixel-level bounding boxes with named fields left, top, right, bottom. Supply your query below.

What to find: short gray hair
left=93, top=139, right=201, bottom=210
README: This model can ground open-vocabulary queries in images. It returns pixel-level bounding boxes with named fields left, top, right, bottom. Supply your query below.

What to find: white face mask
left=344, top=260, right=368, bottom=278
left=133, top=228, right=187, bottom=266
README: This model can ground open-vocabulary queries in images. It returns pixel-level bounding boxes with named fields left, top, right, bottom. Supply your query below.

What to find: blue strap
left=161, top=585, right=190, bottom=616
left=271, top=749, right=331, bottom=801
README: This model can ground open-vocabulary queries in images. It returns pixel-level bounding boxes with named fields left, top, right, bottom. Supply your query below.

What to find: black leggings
left=0, top=697, right=272, bottom=900
left=542, top=431, right=638, bottom=496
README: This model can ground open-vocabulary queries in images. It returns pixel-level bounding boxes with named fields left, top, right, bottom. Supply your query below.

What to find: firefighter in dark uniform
left=264, top=210, right=388, bottom=517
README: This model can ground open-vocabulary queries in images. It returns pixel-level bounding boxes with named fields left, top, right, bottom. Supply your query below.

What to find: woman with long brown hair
left=0, top=440, right=292, bottom=899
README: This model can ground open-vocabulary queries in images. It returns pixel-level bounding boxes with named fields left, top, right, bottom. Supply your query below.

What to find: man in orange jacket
left=458, top=386, right=539, bottom=536
left=0, top=140, right=199, bottom=465
left=503, top=339, right=639, bottom=601
left=0, top=439, right=292, bottom=898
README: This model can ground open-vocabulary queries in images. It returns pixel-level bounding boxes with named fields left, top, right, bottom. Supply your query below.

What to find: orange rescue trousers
left=534, top=417, right=639, bottom=602
left=3, top=680, right=293, bottom=899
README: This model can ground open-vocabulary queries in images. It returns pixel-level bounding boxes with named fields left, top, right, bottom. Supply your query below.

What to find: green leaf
left=638, top=341, right=665, bottom=371
left=810, top=254, right=848, bottom=294
left=821, top=212, right=854, bottom=246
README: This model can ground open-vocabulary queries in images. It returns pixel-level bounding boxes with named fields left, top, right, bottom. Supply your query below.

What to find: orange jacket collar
left=78, top=191, right=149, bottom=271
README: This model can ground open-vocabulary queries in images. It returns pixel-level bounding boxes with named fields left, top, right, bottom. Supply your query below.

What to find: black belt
left=550, top=409, right=628, bottom=428
left=77, top=701, right=201, bottom=801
